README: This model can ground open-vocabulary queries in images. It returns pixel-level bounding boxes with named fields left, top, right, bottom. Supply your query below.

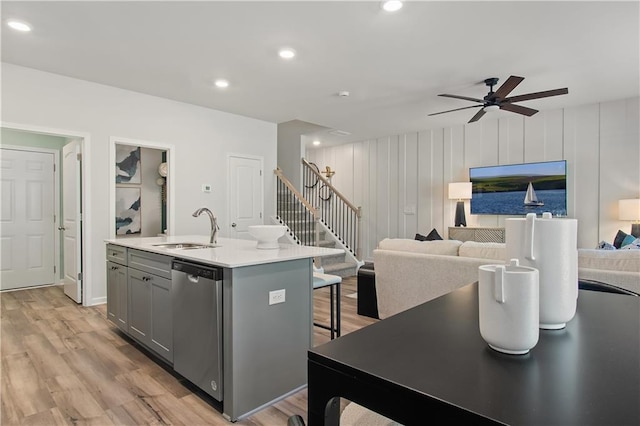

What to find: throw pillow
left=613, top=230, right=629, bottom=249
left=426, top=228, right=443, bottom=240
left=596, top=241, right=616, bottom=250
left=621, top=234, right=636, bottom=247
left=415, top=228, right=443, bottom=241
left=621, top=237, right=640, bottom=250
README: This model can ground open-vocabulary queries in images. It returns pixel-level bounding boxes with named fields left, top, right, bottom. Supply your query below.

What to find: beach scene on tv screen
left=470, top=161, right=567, bottom=216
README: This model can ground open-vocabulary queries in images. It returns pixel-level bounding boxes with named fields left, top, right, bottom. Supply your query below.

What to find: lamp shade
left=449, top=182, right=472, bottom=200
left=619, top=199, right=640, bottom=221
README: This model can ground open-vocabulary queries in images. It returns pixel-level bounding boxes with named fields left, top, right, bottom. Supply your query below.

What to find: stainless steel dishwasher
left=172, top=259, right=223, bottom=401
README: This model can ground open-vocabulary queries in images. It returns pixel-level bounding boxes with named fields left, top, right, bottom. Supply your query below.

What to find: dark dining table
left=307, top=282, right=640, bottom=425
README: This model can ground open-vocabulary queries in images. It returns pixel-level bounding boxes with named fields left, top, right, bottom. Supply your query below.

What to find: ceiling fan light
left=484, top=105, right=500, bottom=113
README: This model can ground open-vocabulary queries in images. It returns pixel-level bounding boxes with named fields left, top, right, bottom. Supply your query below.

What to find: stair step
left=317, top=240, right=336, bottom=248
left=321, top=262, right=358, bottom=278
left=320, top=251, right=347, bottom=266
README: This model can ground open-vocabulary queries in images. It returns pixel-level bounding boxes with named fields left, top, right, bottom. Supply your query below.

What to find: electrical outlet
left=269, top=289, right=286, bottom=305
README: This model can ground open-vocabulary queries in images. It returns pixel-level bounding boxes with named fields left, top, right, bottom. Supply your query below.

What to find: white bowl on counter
left=247, top=225, right=287, bottom=249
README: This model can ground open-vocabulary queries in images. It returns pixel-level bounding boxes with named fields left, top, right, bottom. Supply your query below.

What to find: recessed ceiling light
left=382, top=1, right=403, bottom=12
left=278, top=48, right=296, bottom=59
left=313, top=140, right=321, bottom=146
left=214, top=79, right=229, bottom=88
left=7, top=20, right=32, bottom=32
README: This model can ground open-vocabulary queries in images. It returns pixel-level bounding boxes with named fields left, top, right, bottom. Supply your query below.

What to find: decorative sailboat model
left=524, top=182, right=544, bottom=206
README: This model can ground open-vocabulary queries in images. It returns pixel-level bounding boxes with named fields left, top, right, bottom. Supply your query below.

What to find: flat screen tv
left=470, top=160, right=567, bottom=216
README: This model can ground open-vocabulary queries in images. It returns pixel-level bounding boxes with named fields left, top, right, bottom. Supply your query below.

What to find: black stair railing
left=301, top=158, right=362, bottom=259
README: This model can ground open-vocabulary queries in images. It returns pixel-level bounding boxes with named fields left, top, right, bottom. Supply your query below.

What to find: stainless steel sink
left=153, top=243, right=219, bottom=250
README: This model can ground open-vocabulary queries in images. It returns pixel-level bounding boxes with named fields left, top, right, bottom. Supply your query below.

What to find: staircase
left=274, top=167, right=361, bottom=278
left=315, top=237, right=359, bottom=278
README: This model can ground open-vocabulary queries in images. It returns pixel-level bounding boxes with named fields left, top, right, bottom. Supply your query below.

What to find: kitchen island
left=104, top=235, right=343, bottom=421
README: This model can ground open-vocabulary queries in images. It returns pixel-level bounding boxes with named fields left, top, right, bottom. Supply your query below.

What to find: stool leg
left=336, top=282, right=341, bottom=337
left=329, top=286, right=335, bottom=340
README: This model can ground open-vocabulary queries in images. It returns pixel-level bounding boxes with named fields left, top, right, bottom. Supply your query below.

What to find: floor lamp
left=449, top=182, right=472, bottom=227
left=619, top=199, right=640, bottom=238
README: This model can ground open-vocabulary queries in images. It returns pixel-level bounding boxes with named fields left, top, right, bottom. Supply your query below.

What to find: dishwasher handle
left=172, top=260, right=222, bottom=281
left=187, top=274, right=200, bottom=283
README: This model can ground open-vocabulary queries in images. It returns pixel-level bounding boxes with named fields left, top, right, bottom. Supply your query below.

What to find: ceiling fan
left=428, top=76, right=568, bottom=123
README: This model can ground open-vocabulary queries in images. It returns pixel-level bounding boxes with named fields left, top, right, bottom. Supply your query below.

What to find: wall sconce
left=619, top=199, right=640, bottom=237
left=449, top=182, right=472, bottom=227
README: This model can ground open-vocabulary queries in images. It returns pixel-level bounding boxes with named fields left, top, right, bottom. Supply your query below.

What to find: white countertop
left=105, top=235, right=344, bottom=268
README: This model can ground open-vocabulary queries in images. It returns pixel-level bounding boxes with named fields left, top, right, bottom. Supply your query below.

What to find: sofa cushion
left=458, top=241, right=506, bottom=260
left=578, top=249, right=640, bottom=273
left=415, top=228, right=443, bottom=241
left=378, top=238, right=462, bottom=256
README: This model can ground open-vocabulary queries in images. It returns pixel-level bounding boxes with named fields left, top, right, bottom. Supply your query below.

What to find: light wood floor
left=1, top=276, right=377, bottom=425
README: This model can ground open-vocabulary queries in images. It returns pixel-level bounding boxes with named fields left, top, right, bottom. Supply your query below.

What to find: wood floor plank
left=1, top=277, right=377, bottom=424
left=46, top=374, right=106, bottom=420
left=2, top=352, right=57, bottom=418
left=77, top=331, right=138, bottom=375
left=23, top=333, right=76, bottom=379
left=60, top=348, right=137, bottom=410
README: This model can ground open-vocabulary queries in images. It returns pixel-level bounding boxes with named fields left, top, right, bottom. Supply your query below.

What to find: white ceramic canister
left=479, top=259, right=540, bottom=355
left=505, top=213, right=578, bottom=330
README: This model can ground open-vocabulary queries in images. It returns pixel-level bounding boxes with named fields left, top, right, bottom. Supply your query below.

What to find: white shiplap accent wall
left=308, top=97, right=640, bottom=260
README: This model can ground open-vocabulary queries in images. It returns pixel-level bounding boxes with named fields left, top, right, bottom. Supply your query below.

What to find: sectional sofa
left=372, top=238, right=506, bottom=319
left=361, top=238, right=639, bottom=320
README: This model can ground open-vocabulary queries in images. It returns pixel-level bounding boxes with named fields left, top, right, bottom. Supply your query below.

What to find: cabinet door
left=107, top=261, right=128, bottom=331
left=116, top=266, right=128, bottom=331
left=106, top=261, right=119, bottom=324
left=128, top=268, right=151, bottom=346
left=150, top=275, right=173, bottom=362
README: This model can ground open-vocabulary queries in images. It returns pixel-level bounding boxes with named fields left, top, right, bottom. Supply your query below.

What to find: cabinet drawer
left=128, top=249, right=172, bottom=279
left=106, top=244, right=128, bottom=266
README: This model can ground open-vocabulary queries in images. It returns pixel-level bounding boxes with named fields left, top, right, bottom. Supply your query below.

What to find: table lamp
left=619, top=199, right=640, bottom=237
left=449, top=182, right=472, bottom=227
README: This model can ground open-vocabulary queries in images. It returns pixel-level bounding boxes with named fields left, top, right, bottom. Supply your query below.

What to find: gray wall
left=2, top=63, right=277, bottom=305
left=308, top=97, right=640, bottom=260
left=277, top=120, right=329, bottom=190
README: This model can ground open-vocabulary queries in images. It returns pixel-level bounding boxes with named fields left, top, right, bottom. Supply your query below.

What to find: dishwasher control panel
left=172, top=260, right=221, bottom=280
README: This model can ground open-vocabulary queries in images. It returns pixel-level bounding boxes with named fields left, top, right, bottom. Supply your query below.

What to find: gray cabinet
left=127, top=248, right=173, bottom=363
left=106, top=244, right=128, bottom=331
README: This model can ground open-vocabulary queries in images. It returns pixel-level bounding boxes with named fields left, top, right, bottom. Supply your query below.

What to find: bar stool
left=312, top=272, right=342, bottom=339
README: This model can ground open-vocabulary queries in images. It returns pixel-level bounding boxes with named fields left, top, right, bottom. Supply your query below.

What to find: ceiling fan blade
left=491, top=75, right=525, bottom=100
left=504, top=88, right=569, bottom=103
left=468, top=109, right=486, bottom=123
left=438, top=94, right=485, bottom=103
left=500, top=103, right=538, bottom=117
left=428, top=105, right=483, bottom=117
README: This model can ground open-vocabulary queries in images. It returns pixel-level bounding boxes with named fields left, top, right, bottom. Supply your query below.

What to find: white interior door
left=62, top=140, right=82, bottom=303
left=229, top=155, right=263, bottom=239
left=0, top=148, right=56, bottom=290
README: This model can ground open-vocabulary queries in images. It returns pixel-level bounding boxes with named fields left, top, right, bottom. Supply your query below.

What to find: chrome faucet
left=192, top=207, right=219, bottom=245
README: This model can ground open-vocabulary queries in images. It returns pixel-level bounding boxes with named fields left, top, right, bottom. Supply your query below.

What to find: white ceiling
left=2, top=1, right=638, bottom=146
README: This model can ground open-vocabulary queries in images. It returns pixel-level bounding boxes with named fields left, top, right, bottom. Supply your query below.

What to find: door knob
left=58, top=226, right=66, bottom=231
left=231, top=223, right=237, bottom=228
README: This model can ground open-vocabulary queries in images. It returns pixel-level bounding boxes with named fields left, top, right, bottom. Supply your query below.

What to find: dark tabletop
left=309, top=283, right=640, bottom=425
